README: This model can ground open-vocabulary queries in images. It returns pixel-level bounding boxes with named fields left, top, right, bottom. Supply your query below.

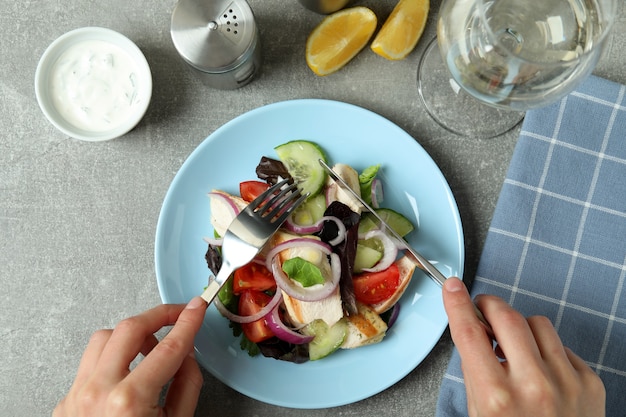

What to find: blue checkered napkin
left=436, top=75, right=626, bottom=417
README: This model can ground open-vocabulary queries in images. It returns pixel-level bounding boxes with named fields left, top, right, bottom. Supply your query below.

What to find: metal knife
left=320, top=159, right=493, bottom=336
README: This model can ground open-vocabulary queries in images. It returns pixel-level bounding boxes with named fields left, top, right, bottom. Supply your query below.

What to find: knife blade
left=320, top=159, right=495, bottom=338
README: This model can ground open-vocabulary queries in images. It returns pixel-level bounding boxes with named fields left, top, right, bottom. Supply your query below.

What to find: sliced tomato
left=240, top=180, right=270, bottom=202
left=352, top=263, right=400, bottom=305
left=233, top=263, right=276, bottom=295
left=239, top=290, right=275, bottom=343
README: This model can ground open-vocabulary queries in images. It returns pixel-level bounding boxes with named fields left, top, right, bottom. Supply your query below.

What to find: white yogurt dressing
left=50, top=40, right=141, bottom=132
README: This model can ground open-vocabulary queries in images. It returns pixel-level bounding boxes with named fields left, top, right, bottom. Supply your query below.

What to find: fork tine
left=262, top=184, right=303, bottom=218
left=246, top=177, right=309, bottom=223
left=270, top=191, right=309, bottom=224
left=248, top=178, right=292, bottom=210
left=257, top=182, right=298, bottom=217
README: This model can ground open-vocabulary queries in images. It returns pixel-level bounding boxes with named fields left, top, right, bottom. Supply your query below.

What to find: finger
left=564, top=347, right=606, bottom=411
left=461, top=362, right=479, bottom=417
left=474, top=294, right=542, bottom=367
left=526, top=315, right=581, bottom=391
left=96, top=304, right=187, bottom=379
left=163, top=352, right=204, bottom=417
left=565, top=346, right=603, bottom=383
left=527, top=316, right=569, bottom=361
left=443, top=278, right=502, bottom=382
left=127, top=297, right=207, bottom=397
left=52, top=399, right=65, bottom=417
left=72, top=329, right=113, bottom=388
left=564, top=347, right=590, bottom=372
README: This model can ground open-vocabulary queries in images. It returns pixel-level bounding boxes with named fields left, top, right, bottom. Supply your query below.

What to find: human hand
left=442, top=277, right=605, bottom=417
left=53, top=297, right=208, bottom=417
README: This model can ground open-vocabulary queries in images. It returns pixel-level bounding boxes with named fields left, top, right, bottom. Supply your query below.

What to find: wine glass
left=418, top=0, right=617, bottom=138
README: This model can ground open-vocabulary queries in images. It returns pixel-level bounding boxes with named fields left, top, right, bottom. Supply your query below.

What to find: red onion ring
left=265, top=304, right=314, bottom=344
left=360, top=230, right=398, bottom=273
left=265, top=238, right=333, bottom=271
left=386, top=303, right=401, bottom=328
left=325, top=185, right=334, bottom=206
left=321, top=216, right=347, bottom=246
left=283, top=219, right=319, bottom=235
left=283, top=216, right=347, bottom=246
left=208, top=191, right=241, bottom=217
left=271, top=253, right=341, bottom=301
left=214, top=288, right=282, bottom=324
left=370, top=178, right=384, bottom=209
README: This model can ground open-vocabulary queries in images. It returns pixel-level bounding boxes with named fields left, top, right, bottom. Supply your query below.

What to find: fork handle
left=200, top=263, right=234, bottom=304
left=200, top=279, right=222, bottom=304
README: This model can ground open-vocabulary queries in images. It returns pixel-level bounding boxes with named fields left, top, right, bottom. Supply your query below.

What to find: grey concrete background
left=1, top=1, right=625, bottom=416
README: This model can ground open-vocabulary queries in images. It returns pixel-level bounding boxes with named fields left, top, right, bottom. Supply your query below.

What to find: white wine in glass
left=418, top=0, right=617, bottom=138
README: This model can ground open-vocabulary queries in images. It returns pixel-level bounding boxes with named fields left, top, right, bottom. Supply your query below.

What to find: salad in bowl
left=204, top=139, right=423, bottom=363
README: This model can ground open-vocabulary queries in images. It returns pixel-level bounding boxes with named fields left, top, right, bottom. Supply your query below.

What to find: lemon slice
left=371, top=0, right=430, bottom=60
left=306, top=7, right=378, bottom=76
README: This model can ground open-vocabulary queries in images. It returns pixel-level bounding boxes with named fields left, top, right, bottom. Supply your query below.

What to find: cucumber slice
left=358, top=208, right=415, bottom=237
left=359, top=236, right=385, bottom=252
left=354, top=243, right=383, bottom=273
left=358, top=215, right=378, bottom=235
left=275, top=140, right=327, bottom=197
left=302, top=318, right=348, bottom=360
left=291, top=193, right=327, bottom=226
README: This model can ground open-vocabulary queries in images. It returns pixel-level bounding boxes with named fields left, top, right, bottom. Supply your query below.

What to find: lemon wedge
left=306, top=7, right=378, bottom=76
left=371, top=0, right=430, bottom=60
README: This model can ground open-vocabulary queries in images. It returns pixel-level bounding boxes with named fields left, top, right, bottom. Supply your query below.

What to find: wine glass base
left=417, top=37, right=525, bottom=139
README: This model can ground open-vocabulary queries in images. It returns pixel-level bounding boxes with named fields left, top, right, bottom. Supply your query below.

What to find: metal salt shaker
left=170, top=0, right=262, bottom=89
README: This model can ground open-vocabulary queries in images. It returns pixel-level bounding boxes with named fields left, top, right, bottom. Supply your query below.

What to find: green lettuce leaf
left=282, top=257, right=325, bottom=287
left=359, top=164, right=381, bottom=205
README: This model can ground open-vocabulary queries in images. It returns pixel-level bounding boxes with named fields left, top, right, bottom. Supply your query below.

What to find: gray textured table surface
left=2, top=1, right=625, bottom=416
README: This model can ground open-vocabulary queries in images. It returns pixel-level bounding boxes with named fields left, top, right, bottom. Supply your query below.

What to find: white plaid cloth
left=436, top=75, right=626, bottom=417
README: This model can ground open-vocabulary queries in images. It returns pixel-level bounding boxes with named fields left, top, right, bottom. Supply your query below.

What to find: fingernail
left=185, top=296, right=207, bottom=310
left=444, top=277, right=465, bottom=293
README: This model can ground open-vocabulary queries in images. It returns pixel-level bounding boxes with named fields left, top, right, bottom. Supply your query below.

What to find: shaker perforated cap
left=171, top=0, right=257, bottom=73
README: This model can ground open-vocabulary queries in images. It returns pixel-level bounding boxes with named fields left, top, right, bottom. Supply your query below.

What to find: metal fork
left=200, top=178, right=308, bottom=304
